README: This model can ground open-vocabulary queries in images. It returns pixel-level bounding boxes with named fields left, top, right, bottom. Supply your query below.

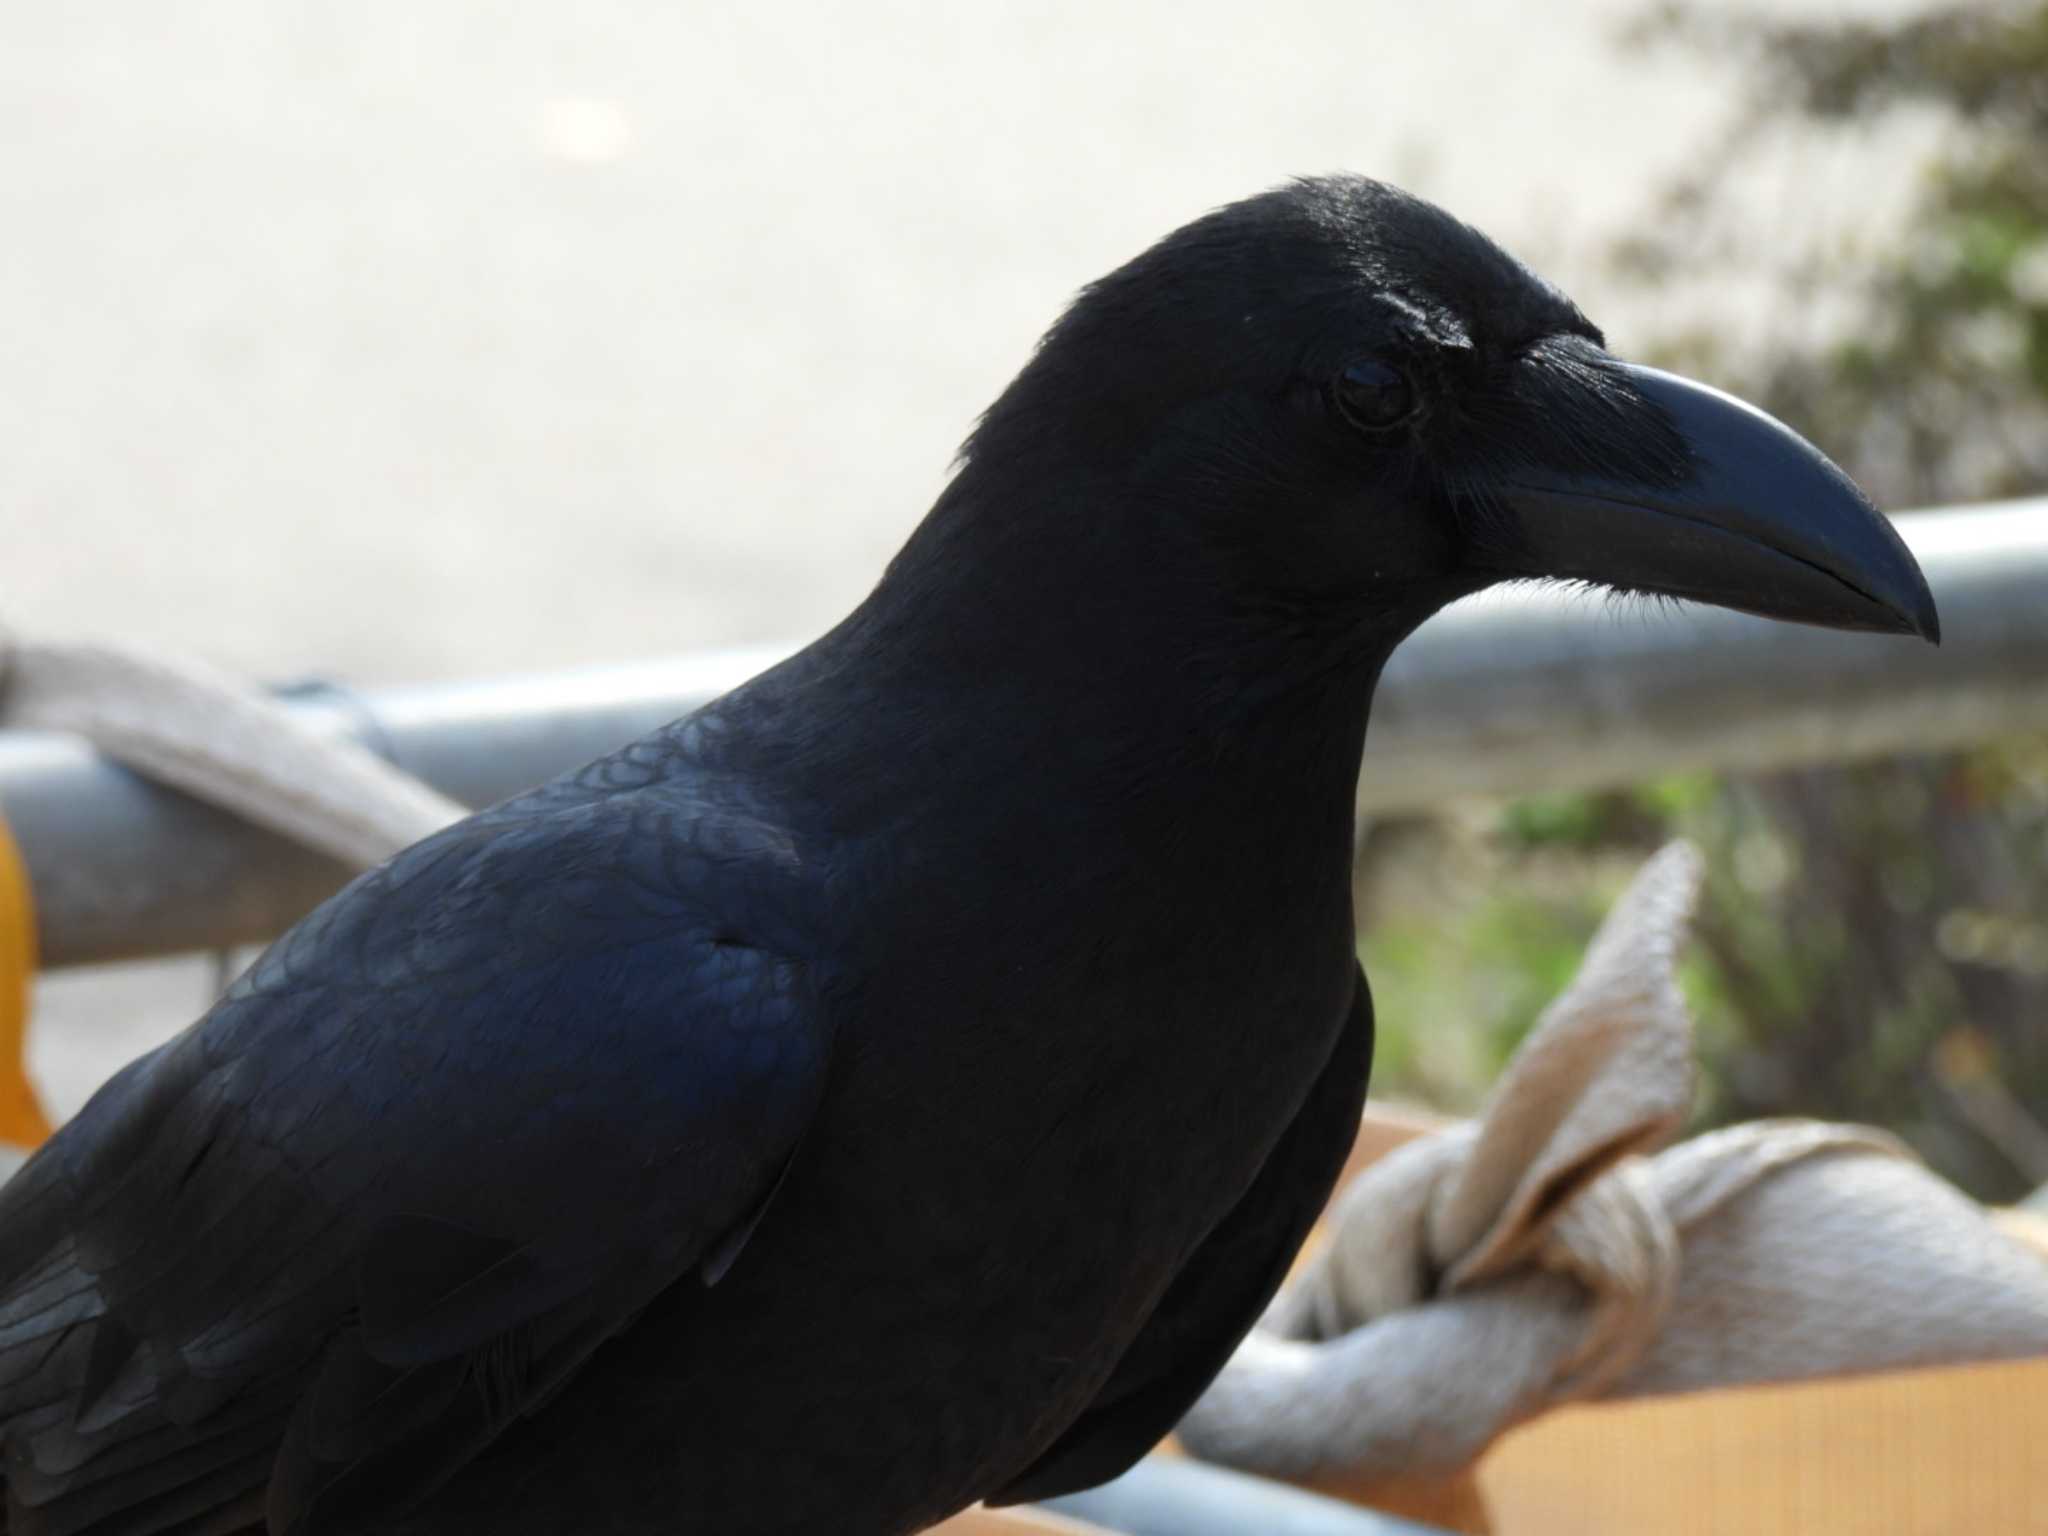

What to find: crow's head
left=962, top=176, right=1937, bottom=644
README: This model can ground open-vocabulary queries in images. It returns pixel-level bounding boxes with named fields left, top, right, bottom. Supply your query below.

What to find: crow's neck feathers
left=750, top=462, right=1419, bottom=887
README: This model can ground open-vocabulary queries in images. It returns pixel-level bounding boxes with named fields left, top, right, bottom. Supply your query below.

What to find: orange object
left=929, top=1509, right=1107, bottom=1534
left=0, top=809, right=52, bottom=1148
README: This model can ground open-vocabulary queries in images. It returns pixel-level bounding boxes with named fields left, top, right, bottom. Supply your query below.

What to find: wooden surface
left=1479, top=1356, right=2048, bottom=1536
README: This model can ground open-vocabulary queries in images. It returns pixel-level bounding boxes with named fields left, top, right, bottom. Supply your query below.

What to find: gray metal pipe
left=1362, top=501, right=2048, bottom=806
left=1042, top=1454, right=1453, bottom=1535
left=0, top=652, right=785, bottom=968
left=6, top=501, right=2046, bottom=970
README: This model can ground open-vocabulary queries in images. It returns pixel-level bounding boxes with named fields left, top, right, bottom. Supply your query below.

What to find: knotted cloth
left=1179, top=842, right=2048, bottom=1483
left=0, top=632, right=464, bottom=868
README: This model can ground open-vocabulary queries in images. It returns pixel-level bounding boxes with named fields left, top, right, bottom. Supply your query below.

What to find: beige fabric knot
left=0, top=631, right=464, bottom=867
left=1531, top=1155, right=1678, bottom=1402
left=1179, top=842, right=2048, bottom=1483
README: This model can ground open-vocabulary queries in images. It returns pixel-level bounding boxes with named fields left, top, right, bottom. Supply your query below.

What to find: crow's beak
left=1473, top=362, right=1940, bottom=643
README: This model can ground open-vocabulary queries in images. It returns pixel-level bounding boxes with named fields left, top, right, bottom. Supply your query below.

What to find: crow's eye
left=1333, top=359, right=1417, bottom=432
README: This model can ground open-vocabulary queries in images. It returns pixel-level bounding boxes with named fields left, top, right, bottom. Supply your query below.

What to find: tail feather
left=3, top=1295, right=290, bottom=1536
left=11, top=1431, right=272, bottom=1536
left=1, top=1041, right=304, bottom=1536
left=0, top=1243, right=103, bottom=1431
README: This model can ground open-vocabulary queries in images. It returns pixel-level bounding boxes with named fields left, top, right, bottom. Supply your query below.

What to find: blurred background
left=6, top=0, right=2045, bottom=1200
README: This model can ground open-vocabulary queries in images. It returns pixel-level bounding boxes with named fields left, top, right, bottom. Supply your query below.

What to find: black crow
left=0, top=177, right=1936, bottom=1536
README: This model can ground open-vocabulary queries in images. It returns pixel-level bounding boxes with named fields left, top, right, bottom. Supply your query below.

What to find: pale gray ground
left=3, top=1, right=1924, bottom=1124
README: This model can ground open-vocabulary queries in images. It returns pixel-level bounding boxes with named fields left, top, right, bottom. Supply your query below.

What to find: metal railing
left=1048, top=1456, right=1448, bottom=1534
left=5, top=500, right=2045, bottom=970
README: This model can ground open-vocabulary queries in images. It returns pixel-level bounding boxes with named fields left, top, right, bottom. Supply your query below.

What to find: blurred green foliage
left=1363, top=1, right=2048, bottom=1201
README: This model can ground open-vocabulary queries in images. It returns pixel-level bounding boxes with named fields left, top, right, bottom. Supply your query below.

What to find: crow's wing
left=0, top=784, right=829, bottom=1536
left=988, top=969, right=1372, bottom=1505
